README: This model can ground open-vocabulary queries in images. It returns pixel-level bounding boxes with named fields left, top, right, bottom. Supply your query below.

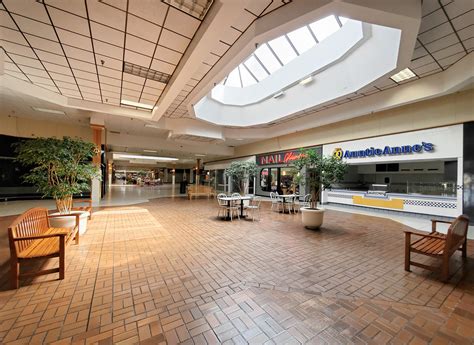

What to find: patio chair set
left=217, top=193, right=262, bottom=221
left=270, top=192, right=311, bottom=213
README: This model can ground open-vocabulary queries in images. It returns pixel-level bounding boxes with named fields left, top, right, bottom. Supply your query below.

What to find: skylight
left=221, top=15, right=345, bottom=88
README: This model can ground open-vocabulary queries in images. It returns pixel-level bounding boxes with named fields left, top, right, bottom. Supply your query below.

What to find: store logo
left=335, top=142, right=434, bottom=159
left=333, top=148, right=343, bottom=160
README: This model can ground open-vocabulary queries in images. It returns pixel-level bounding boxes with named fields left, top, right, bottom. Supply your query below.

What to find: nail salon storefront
left=256, top=146, right=322, bottom=197
left=321, top=125, right=464, bottom=217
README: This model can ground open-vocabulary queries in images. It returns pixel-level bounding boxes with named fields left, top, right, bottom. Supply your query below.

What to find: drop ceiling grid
left=1, top=0, right=205, bottom=110
left=163, top=0, right=292, bottom=119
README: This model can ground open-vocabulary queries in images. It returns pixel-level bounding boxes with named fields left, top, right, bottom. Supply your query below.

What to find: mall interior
left=0, top=0, right=474, bottom=344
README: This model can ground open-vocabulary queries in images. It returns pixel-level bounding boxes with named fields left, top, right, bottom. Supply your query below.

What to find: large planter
left=49, top=211, right=89, bottom=235
left=300, top=207, right=325, bottom=229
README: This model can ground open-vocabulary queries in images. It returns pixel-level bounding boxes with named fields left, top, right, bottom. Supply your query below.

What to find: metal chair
left=301, top=194, right=312, bottom=209
left=216, top=193, right=227, bottom=219
left=291, top=193, right=300, bottom=213
left=245, top=197, right=261, bottom=221
left=270, top=192, right=279, bottom=211
left=275, top=191, right=286, bottom=213
left=230, top=193, right=241, bottom=221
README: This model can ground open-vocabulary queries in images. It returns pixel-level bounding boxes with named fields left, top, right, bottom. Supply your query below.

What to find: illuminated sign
left=257, top=147, right=321, bottom=165
left=333, top=142, right=434, bottom=159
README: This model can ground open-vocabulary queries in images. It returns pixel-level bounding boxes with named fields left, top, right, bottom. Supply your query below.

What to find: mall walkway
left=0, top=198, right=472, bottom=344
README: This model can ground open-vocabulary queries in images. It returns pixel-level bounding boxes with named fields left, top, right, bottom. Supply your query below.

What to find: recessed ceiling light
left=273, top=91, right=284, bottom=99
left=390, top=68, right=416, bottom=83
left=115, top=153, right=178, bottom=161
left=299, top=76, right=313, bottom=85
left=32, top=107, right=66, bottom=115
left=144, top=124, right=160, bottom=129
left=236, top=138, right=244, bottom=141
left=195, top=154, right=206, bottom=157
left=121, top=99, right=154, bottom=110
left=161, top=0, right=213, bottom=20
left=143, top=149, right=157, bottom=153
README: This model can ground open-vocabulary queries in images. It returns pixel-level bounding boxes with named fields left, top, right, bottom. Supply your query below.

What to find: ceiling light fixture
left=299, top=76, right=313, bottom=85
left=390, top=68, right=416, bottom=83
left=195, top=154, right=206, bottom=157
left=235, top=138, right=244, bottom=141
left=115, top=154, right=178, bottom=161
left=143, top=149, right=158, bottom=153
left=121, top=100, right=154, bottom=110
left=273, top=91, right=284, bottom=99
left=32, top=107, right=66, bottom=115
left=161, top=0, right=213, bottom=20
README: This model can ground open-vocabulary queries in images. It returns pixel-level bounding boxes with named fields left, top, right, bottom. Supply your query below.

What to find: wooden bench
left=72, top=198, right=92, bottom=219
left=8, top=208, right=80, bottom=289
left=404, top=215, right=469, bottom=281
left=187, top=185, right=215, bottom=200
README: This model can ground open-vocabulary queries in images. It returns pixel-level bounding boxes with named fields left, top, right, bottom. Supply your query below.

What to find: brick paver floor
left=0, top=198, right=472, bottom=344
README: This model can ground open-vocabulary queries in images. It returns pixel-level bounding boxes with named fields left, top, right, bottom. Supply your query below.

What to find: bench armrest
left=404, top=230, right=446, bottom=240
left=431, top=219, right=453, bottom=233
left=13, top=233, right=67, bottom=241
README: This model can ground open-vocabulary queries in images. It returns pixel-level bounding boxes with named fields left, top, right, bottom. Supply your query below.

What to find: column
left=90, top=124, right=104, bottom=206
left=196, top=158, right=201, bottom=185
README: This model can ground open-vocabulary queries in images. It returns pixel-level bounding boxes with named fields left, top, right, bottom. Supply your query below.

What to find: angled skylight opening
left=220, top=14, right=346, bottom=88
left=309, top=15, right=340, bottom=42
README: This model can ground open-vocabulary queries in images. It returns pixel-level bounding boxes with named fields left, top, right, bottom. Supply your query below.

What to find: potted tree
left=293, top=148, right=347, bottom=229
left=15, top=136, right=100, bottom=233
left=225, top=161, right=257, bottom=195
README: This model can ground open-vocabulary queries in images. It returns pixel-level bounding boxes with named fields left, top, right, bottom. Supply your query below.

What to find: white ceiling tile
left=10, top=54, right=44, bottom=69
left=457, top=24, right=474, bottom=41
left=122, top=89, right=141, bottom=98
left=142, top=89, right=160, bottom=98
left=412, top=61, right=440, bottom=75
left=439, top=51, right=466, bottom=67
left=102, top=0, right=128, bottom=11
left=94, top=54, right=122, bottom=71
left=62, top=89, right=82, bottom=98
left=77, top=79, right=100, bottom=89
left=425, top=33, right=460, bottom=52
left=47, top=6, right=90, bottom=36
left=100, top=83, right=121, bottom=93
left=123, top=81, right=144, bottom=92
left=432, top=43, right=465, bottom=60
left=49, top=73, right=76, bottom=84
left=57, top=29, right=93, bottom=51
left=29, top=75, right=55, bottom=86
left=164, top=7, right=200, bottom=38
left=43, top=61, right=74, bottom=75
left=73, top=69, right=99, bottom=82
left=63, top=45, right=95, bottom=63
left=98, top=66, right=123, bottom=79
left=0, top=9, right=17, bottom=29
left=79, top=85, right=100, bottom=94
left=6, top=70, right=30, bottom=81
left=150, top=59, right=175, bottom=74
left=19, top=65, right=50, bottom=79
left=0, top=27, right=28, bottom=45
left=4, top=61, right=21, bottom=73
left=145, top=79, right=166, bottom=89
left=128, top=0, right=167, bottom=26
left=452, top=11, right=474, bottom=30
left=12, top=14, right=58, bottom=41
left=127, top=14, right=161, bottom=43
left=35, top=50, right=68, bottom=66
left=422, top=0, right=441, bottom=17
left=125, top=34, right=155, bottom=56
left=86, top=0, right=126, bottom=30
left=104, top=97, right=120, bottom=105
left=153, top=45, right=181, bottom=65
left=1, top=41, right=36, bottom=58
left=159, top=29, right=190, bottom=53
left=230, top=10, right=254, bottom=32
left=412, top=46, right=428, bottom=59
left=124, top=49, right=152, bottom=67
left=90, top=22, right=125, bottom=47
left=444, top=1, right=474, bottom=18
left=68, top=58, right=96, bottom=73
left=25, top=34, right=63, bottom=55
left=37, top=83, right=60, bottom=93
left=93, top=40, right=124, bottom=59
left=463, top=37, right=474, bottom=50
left=418, top=22, right=452, bottom=44
left=3, top=0, right=50, bottom=23
left=55, top=80, right=79, bottom=90
left=102, top=89, right=121, bottom=98
left=98, top=75, right=122, bottom=87
left=419, top=9, right=448, bottom=33
left=45, top=0, right=87, bottom=18
left=410, top=55, right=435, bottom=69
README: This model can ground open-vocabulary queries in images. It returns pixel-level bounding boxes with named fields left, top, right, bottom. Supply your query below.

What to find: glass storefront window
left=260, top=168, right=269, bottom=191
left=280, top=167, right=295, bottom=194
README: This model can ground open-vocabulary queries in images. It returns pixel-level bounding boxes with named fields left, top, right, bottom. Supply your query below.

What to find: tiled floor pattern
left=0, top=198, right=472, bottom=344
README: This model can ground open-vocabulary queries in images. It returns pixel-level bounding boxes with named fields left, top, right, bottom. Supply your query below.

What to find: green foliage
left=14, top=136, right=101, bottom=200
left=224, top=161, right=257, bottom=193
left=292, top=148, right=347, bottom=208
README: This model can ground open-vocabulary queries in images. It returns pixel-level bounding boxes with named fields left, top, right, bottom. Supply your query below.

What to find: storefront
left=322, top=125, right=463, bottom=217
left=256, top=147, right=322, bottom=196
left=204, top=156, right=256, bottom=194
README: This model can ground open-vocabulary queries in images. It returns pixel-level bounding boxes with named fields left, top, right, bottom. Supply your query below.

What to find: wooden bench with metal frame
left=404, top=215, right=469, bottom=282
left=8, top=208, right=80, bottom=289
left=187, top=185, right=215, bottom=200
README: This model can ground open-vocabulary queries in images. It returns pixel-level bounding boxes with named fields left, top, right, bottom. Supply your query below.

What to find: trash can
left=180, top=181, right=188, bottom=194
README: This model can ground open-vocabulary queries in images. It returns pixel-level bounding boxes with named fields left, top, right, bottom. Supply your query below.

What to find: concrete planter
left=49, top=211, right=89, bottom=235
left=300, top=207, right=325, bottom=229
